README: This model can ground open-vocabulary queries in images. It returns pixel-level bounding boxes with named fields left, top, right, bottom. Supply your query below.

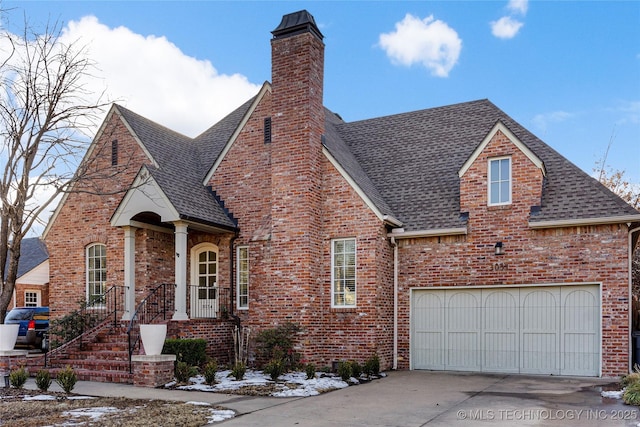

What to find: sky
left=2, top=1, right=639, bottom=197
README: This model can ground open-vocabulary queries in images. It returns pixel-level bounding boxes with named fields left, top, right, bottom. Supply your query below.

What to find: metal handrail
left=127, top=283, right=175, bottom=372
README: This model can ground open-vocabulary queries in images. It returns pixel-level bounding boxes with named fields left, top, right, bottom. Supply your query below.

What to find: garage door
left=411, top=285, right=600, bottom=376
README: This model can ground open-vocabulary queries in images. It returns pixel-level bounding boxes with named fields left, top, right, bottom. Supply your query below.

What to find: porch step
left=63, top=350, right=130, bottom=362
left=47, top=367, right=133, bottom=384
left=52, top=357, right=132, bottom=373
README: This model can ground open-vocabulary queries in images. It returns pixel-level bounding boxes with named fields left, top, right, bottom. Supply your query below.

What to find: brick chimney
left=269, top=11, right=325, bottom=325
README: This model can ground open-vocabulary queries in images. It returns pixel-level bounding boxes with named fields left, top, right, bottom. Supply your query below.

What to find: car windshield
left=5, top=309, right=33, bottom=321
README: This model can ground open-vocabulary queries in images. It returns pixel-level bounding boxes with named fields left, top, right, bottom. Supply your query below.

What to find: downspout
left=390, top=236, right=398, bottom=370
left=229, top=231, right=239, bottom=323
left=629, top=224, right=640, bottom=372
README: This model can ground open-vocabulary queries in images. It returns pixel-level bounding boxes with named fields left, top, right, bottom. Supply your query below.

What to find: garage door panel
left=411, top=285, right=600, bottom=376
left=412, top=291, right=445, bottom=369
left=483, top=290, right=519, bottom=372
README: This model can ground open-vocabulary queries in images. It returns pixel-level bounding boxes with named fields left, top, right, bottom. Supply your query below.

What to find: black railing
left=45, top=284, right=125, bottom=366
left=127, top=283, right=175, bottom=372
left=188, top=285, right=230, bottom=319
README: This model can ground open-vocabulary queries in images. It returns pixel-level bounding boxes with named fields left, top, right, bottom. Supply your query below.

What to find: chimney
left=269, top=10, right=325, bottom=325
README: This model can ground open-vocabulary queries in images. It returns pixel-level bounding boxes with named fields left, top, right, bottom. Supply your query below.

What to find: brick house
left=43, top=10, right=640, bottom=378
left=7, top=237, right=49, bottom=309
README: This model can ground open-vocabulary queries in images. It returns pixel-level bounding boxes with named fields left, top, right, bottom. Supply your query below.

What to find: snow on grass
left=62, top=406, right=121, bottom=422
left=186, top=400, right=236, bottom=422
left=23, top=394, right=57, bottom=401
left=176, top=369, right=351, bottom=397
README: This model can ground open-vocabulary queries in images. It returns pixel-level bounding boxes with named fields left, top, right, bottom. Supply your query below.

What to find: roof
left=114, top=105, right=240, bottom=230
left=3, top=237, right=49, bottom=280
left=112, top=96, right=639, bottom=234
left=329, top=99, right=640, bottom=231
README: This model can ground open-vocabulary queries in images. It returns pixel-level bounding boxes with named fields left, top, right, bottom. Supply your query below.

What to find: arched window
left=86, top=243, right=107, bottom=306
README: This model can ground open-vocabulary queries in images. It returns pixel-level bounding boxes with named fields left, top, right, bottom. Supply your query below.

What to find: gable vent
left=264, top=117, right=272, bottom=144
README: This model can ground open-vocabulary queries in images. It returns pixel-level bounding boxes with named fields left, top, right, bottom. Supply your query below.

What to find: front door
left=191, top=244, right=218, bottom=318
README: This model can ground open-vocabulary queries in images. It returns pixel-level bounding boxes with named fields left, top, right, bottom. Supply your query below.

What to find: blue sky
left=4, top=0, right=640, bottom=185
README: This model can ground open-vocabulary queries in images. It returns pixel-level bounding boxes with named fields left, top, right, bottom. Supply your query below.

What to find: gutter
left=388, top=227, right=467, bottom=239
left=529, top=215, right=640, bottom=229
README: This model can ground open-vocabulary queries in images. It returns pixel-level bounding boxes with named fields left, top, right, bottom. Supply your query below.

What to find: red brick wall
left=395, top=131, right=630, bottom=376
left=45, top=111, right=150, bottom=319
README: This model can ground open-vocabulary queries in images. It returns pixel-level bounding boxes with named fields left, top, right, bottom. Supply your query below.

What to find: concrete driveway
left=220, top=371, right=638, bottom=426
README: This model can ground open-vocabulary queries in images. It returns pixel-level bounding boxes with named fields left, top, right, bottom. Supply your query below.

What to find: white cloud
left=507, top=0, right=529, bottom=15
left=490, top=16, right=524, bottom=39
left=531, top=110, right=574, bottom=133
left=379, top=14, right=462, bottom=78
left=60, top=16, right=260, bottom=137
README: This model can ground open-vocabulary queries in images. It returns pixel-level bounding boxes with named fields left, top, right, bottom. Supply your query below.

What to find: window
left=196, top=248, right=217, bottom=299
left=24, top=291, right=40, bottom=307
left=488, top=157, right=511, bottom=205
left=237, top=246, right=249, bottom=309
left=331, top=238, right=356, bottom=307
left=86, top=243, right=107, bottom=306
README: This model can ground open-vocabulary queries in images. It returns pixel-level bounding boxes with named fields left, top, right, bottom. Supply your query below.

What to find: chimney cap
left=272, top=10, right=323, bottom=40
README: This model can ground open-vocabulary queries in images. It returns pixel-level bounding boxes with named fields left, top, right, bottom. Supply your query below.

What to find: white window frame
left=331, top=237, right=357, bottom=308
left=237, top=246, right=249, bottom=310
left=86, top=243, right=107, bottom=307
left=24, top=290, right=40, bottom=307
left=488, top=156, right=512, bottom=206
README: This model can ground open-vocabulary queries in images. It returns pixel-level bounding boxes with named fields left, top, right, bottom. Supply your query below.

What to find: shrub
left=35, top=369, right=52, bottom=391
left=337, top=361, right=352, bottom=381
left=264, top=358, right=286, bottom=381
left=255, top=322, right=302, bottom=371
left=305, top=363, right=316, bottom=380
left=624, top=381, right=640, bottom=406
left=174, top=361, right=198, bottom=384
left=230, top=362, right=246, bottom=381
left=9, top=367, right=28, bottom=388
left=56, top=366, right=77, bottom=393
left=363, top=354, right=380, bottom=377
left=48, top=301, right=102, bottom=350
left=163, top=339, right=207, bottom=367
left=351, top=361, right=362, bottom=378
left=203, top=360, right=218, bottom=385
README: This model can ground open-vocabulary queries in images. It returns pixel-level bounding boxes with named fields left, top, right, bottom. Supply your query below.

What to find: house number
left=492, top=262, right=508, bottom=271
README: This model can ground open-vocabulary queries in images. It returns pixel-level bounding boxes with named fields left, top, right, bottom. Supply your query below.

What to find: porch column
left=122, top=226, right=137, bottom=321
left=172, top=221, right=189, bottom=320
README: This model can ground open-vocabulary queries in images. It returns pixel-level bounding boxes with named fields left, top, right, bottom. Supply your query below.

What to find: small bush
left=175, top=361, right=198, bottom=384
left=203, top=360, right=218, bottom=385
left=255, top=322, right=302, bottom=370
left=337, top=361, right=352, bottom=381
left=264, top=358, right=286, bottom=381
left=305, top=363, right=316, bottom=380
left=624, top=381, right=640, bottom=406
left=230, top=362, right=246, bottom=381
left=9, top=367, right=28, bottom=388
left=35, top=369, right=52, bottom=391
left=163, top=339, right=207, bottom=367
left=56, top=366, right=77, bottom=393
left=351, top=361, right=362, bottom=378
left=363, top=354, right=380, bottom=377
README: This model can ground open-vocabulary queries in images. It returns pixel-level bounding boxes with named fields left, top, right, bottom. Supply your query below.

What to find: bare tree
left=0, top=18, right=120, bottom=322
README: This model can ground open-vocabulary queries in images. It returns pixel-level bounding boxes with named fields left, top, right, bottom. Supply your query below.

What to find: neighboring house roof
left=330, top=99, right=640, bottom=231
left=3, top=237, right=49, bottom=280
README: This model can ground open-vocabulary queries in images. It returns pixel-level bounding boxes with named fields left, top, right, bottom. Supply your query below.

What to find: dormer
left=458, top=121, right=546, bottom=218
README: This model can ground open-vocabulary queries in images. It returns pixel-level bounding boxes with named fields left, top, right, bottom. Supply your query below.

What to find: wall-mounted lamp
left=494, top=241, right=504, bottom=256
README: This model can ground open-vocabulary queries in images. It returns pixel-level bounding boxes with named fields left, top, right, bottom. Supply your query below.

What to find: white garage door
left=411, top=285, right=600, bottom=376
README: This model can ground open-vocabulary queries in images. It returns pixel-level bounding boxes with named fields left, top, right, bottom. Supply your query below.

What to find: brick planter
left=131, top=354, right=176, bottom=388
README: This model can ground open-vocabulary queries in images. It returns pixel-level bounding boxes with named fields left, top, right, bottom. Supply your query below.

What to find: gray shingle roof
left=115, top=105, right=239, bottom=230
left=332, top=99, right=639, bottom=231
left=3, top=237, right=48, bottom=280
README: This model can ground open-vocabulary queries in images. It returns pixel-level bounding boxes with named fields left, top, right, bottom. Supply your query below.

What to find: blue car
left=5, top=306, right=49, bottom=351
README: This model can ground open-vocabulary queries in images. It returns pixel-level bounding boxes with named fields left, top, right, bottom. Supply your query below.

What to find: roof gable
left=458, top=120, right=546, bottom=178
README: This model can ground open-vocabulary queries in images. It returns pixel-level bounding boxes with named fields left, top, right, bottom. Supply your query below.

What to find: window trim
left=86, top=243, right=107, bottom=307
left=236, top=246, right=249, bottom=310
left=190, top=242, right=219, bottom=290
left=24, top=290, right=41, bottom=307
left=488, top=156, right=512, bottom=206
left=331, top=237, right=357, bottom=308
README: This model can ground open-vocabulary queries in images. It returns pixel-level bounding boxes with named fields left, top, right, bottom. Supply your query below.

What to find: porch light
left=494, top=241, right=504, bottom=256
